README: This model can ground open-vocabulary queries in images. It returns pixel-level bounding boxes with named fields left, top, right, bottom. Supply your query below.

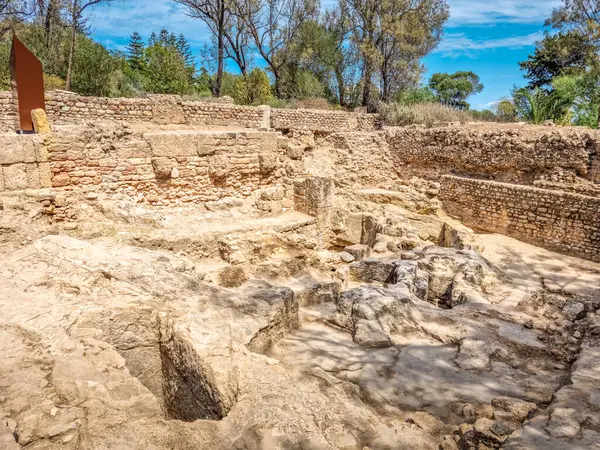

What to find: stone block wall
left=440, top=175, right=600, bottom=262
left=45, top=93, right=154, bottom=122
left=0, top=91, right=379, bottom=132
left=183, top=102, right=264, bottom=128
left=0, top=134, right=52, bottom=191
left=0, top=126, right=292, bottom=208
left=271, top=108, right=378, bottom=132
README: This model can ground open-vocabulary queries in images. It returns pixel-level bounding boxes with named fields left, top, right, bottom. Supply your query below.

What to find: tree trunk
left=273, top=71, right=282, bottom=98
left=214, top=0, right=225, bottom=97
left=66, top=14, right=77, bottom=91
left=362, top=59, right=373, bottom=109
left=335, top=69, right=346, bottom=108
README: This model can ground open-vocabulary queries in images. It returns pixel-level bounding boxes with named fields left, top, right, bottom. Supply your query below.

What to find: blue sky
left=90, top=0, right=563, bottom=109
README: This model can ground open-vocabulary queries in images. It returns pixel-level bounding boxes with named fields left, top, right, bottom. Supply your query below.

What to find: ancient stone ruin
left=0, top=93, right=599, bottom=450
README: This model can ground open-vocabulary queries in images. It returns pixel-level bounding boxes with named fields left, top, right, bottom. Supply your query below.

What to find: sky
left=90, top=0, right=564, bottom=110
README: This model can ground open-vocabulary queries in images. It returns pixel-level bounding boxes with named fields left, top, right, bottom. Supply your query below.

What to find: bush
left=379, top=102, right=470, bottom=126
left=43, top=74, right=66, bottom=91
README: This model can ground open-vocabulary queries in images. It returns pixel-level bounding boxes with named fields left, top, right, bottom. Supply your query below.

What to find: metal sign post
left=10, top=36, right=46, bottom=133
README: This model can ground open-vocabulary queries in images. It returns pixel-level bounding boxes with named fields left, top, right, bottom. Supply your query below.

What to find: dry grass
left=378, top=102, right=471, bottom=126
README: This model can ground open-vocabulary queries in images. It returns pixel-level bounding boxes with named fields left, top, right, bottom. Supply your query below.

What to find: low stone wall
left=183, top=102, right=265, bottom=128
left=440, top=175, right=600, bottom=262
left=0, top=91, right=379, bottom=132
left=0, top=125, right=297, bottom=208
left=271, top=108, right=378, bottom=132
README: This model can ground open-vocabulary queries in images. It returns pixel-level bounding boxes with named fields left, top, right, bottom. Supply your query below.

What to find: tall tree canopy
left=519, top=32, right=594, bottom=89
left=428, top=71, right=483, bottom=110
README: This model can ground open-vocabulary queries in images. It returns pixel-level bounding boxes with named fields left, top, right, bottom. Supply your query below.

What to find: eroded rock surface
left=1, top=177, right=599, bottom=450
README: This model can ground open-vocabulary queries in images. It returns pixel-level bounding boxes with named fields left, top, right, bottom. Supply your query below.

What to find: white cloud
left=447, top=0, right=563, bottom=25
left=89, top=1, right=210, bottom=44
left=435, top=31, right=544, bottom=56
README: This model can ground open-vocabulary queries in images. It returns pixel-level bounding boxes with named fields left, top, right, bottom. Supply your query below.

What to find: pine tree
left=176, top=33, right=194, bottom=71
left=126, top=32, right=145, bottom=71
left=149, top=32, right=158, bottom=46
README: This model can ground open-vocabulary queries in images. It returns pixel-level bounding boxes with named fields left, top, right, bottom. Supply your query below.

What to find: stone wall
left=183, top=102, right=265, bottom=128
left=0, top=125, right=294, bottom=208
left=385, top=126, right=599, bottom=183
left=440, top=175, right=600, bottom=262
left=0, top=91, right=379, bottom=132
left=271, top=108, right=379, bottom=132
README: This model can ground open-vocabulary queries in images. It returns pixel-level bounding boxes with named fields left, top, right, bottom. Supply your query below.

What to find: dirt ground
left=0, top=185, right=599, bottom=450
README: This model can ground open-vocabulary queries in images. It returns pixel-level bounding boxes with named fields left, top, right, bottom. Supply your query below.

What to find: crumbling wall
left=0, top=126, right=290, bottom=208
left=440, top=175, right=600, bottom=262
left=385, top=126, right=598, bottom=183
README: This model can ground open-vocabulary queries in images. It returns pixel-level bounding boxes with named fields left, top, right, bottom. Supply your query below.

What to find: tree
left=65, top=0, right=115, bottom=91
left=174, top=0, right=226, bottom=96
left=231, top=0, right=319, bottom=98
left=428, top=71, right=484, bottom=110
left=126, top=31, right=145, bottom=71
left=0, top=0, right=33, bottom=37
left=143, top=41, right=191, bottom=95
left=511, top=86, right=573, bottom=125
left=346, top=0, right=449, bottom=109
left=519, top=32, right=594, bottom=89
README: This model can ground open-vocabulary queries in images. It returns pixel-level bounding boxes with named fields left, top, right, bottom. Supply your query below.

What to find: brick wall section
left=440, top=175, right=600, bottom=262
left=271, top=108, right=378, bottom=132
left=386, top=126, right=598, bottom=183
left=0, top=127, right=290, bottom=208
left=0, top=91, right=379, bottom=132
left=182, top=102, right=264, bottom=128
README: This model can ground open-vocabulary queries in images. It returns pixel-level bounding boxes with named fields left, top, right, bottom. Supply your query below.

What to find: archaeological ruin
left=0, top=91, right=599, bottom=450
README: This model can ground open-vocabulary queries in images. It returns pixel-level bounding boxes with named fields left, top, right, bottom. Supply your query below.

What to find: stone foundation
left=440, top=176, right=600, bottom=261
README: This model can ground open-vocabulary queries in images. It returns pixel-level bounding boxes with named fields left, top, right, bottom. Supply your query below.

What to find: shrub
left=378, top=102, right=470, bottom=126
left=43, top=74, right=66, bottom=91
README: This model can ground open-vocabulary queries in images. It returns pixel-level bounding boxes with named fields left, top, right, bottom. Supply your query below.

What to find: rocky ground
left=0, top=182, right=599, bottom=450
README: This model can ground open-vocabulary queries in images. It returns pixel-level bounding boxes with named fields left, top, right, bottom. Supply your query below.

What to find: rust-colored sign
left=10, top=36, right=45, bottom=131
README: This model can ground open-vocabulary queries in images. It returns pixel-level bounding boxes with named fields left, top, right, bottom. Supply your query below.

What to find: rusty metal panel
left=10, top=36, right=45, bottom=132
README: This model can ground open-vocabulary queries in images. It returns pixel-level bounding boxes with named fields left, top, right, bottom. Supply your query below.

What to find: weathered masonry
left=440, top=175, right=600, bottom=262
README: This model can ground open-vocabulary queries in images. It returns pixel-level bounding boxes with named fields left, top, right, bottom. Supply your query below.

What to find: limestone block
left=149, top=95, right=185, bottom=125
left=286, top=145, right=304, bottom=160
left=343, top=244, right=371, bottom=261
left=259, top=153, right=278, bottom=174
left=260, top=187, right=285, bottom=201
left=31, top=109, right=52, bottom=133
left=0, top=168, right=4, bottom=191
left=38, top=163, right=52, bottom=188
left=145, top=133, right=198, bottom=157
left=151, top=157, right=173, bottom=180
left=26, top=164, right=41, bottom=189
left=0, top=137, right=37, bottom=165
left=3, top=164, right=28, bottom=190
left=208, top=155, right=230, bottom=179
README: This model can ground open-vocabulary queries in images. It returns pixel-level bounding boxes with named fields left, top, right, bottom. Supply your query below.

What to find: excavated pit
left=80, top=308, right=230, bottom=422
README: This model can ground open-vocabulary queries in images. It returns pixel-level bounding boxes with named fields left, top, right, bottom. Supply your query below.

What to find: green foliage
left=511, top=87, right=573, bottom=125
left=44, top=74, right=66, bottom=91
left=519, top=32, right=593, bottom=89
left=126, top=32, right=145, bottom=71
left=143, top=43, right=192, bottom=95
left=428, top=71, right=484, bottom=110
left=219, top=68, right=273, bottom=105
left=495, top=99, right=517, bottom=122
left=554, top=73, right=600, bottom=127
left=69, top=35, right=120, bottom=96
left=394, top=85, right=437, bottom=105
